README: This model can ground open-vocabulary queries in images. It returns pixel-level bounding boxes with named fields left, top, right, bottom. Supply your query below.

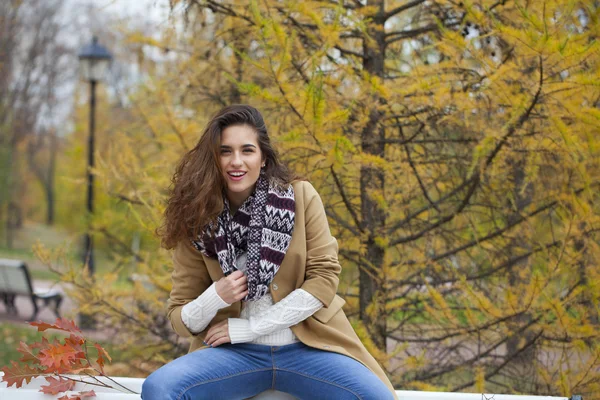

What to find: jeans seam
left=275, top=368, right=362, bottom=400
left=177, top=368, right=272, bottom=400
left=271, top=347, right=276, bottom=389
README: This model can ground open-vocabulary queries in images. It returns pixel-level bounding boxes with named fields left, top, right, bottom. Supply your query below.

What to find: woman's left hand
left=204, top=320, right=231, bottom=347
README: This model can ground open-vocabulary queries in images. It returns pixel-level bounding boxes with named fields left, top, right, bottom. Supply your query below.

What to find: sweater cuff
left=181, top=283, right=230, bottom=333
left=210, top=283, right=232, bottom=307
left=228, top=318, right=257, bottom=344
left=190, top=283, right=230, bottom=314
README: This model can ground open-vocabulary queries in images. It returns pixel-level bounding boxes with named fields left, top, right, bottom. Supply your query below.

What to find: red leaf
left=93, top=343, right=112, bottom=372
left=30, top=336, right=50, bottom=350
left=38, top=340, right=86, bottom=370
left=66, top=334, right=85, bottom=349
left=17, top=341, right=39, bottom=363
left=40, top=376, right=76, bottom=395
left=30, top=318, right=83, bottom=335
left=0, top=361, right=40, bottom=388
left=94, top=343, right=112, bottom=362
left=79, top=390, right=96, bottom=398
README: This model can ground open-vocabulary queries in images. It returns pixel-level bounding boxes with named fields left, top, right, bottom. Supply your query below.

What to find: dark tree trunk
left=45, top=130, right=57, bottom=225
left=506, top=158, right=535, bottom=364
left=26, top=130, right=58, bottom=226
left=359, top=0, right=388, bottom=351
left=46, top=176, right=55, bottom=225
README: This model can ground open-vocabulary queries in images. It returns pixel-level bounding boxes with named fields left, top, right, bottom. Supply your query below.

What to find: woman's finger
left=234, top=287, right=247, bottom=295
left=205, top=332, right=217, bottom=346
left=205, top=324, right=222, bottom=345
left=206, top=323, right=219, bottom=338
left=206, top=330, right=227, bottom=346
left=211, top=335, right=231, bottom=347
left=205, top=321, right=228, bottom=346
left=204, top=330, right=216, bottom=345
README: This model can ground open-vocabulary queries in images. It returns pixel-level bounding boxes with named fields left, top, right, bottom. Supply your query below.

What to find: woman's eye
left=220, top=149, right=231, bottom=154
left=243, top=149, right=254, bottom=153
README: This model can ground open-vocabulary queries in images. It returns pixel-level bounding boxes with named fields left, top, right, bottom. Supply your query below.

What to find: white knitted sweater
left=181, top=253, right=323, bottom=345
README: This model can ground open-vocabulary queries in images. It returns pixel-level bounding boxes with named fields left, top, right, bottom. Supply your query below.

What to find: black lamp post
left=78, top=37, right=111, bottom=276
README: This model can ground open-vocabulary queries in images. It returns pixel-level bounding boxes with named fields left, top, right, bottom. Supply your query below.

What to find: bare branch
left=384, top=0, right=426, bottom=21
left=385, top=23, right=438, bottom=44
left=330, top=166, right=364, bottom=233
left=397, top=122, right=441, bottom=212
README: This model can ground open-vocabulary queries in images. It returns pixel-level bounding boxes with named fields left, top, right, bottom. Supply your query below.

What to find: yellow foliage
left=474, top=366, right=485, bottom=392
left=34, top=0, right=600, bottom=394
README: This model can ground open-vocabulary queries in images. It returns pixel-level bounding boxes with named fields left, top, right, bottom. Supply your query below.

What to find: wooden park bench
left=0, top=258, right=63, bottom=321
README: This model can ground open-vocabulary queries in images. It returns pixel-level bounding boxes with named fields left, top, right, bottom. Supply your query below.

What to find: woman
left=142, top=105, right=397, bottom=400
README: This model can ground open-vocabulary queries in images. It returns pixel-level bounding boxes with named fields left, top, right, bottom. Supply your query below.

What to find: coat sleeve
left=167, top=239, right=213, bottom=338
left=299, top=181, right=342, bottom=308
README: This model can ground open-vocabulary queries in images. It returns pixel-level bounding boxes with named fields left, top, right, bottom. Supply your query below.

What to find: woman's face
left=219, top=124, right=264, bottom=209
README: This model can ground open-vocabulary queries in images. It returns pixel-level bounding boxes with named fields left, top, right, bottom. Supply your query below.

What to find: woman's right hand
left=215, top=270, right=248, bottom=304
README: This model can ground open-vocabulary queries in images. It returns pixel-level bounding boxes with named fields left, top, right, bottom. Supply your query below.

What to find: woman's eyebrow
left=220, top=144, right=257, bottom=148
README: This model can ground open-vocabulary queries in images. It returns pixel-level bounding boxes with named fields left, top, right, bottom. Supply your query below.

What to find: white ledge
left=0, top=373, right=575, bottom=400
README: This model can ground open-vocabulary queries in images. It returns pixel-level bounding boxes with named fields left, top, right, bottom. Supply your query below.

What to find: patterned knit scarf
left=191, top=172, right=295, bottom=301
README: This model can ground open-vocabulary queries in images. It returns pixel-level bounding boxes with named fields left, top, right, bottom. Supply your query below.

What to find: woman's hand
left=215, top=270, right=248, bottom=304
left=204, top=319, right=231, bottom=347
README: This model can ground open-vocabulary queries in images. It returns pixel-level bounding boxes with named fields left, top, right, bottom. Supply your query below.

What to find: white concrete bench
left=0, top=258, right=62, bottom=320
left=0, top=373, right=581, bottom=399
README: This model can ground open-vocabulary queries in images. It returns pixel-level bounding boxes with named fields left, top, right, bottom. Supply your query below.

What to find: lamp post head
left=78, top=36, right=112, bottom=82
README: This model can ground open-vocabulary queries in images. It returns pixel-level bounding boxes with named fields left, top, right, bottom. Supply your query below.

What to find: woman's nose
left=231, top=152, right=243, bottom=166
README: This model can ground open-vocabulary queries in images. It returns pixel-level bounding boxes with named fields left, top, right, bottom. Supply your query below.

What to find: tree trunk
left=359, top=0, right=387, bottom=352
left=506, top=158, right=535, bottom=365
left=2, top=138, right=17, bottom=248
left=46, top=130, right=57, bottom=225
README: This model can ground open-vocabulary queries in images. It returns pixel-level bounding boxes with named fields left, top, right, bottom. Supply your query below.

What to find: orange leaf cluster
left=0, top=318, right=111, bottom=399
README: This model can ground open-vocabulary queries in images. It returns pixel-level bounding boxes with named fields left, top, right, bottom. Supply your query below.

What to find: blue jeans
left=141, top=342, right=393, bottom=400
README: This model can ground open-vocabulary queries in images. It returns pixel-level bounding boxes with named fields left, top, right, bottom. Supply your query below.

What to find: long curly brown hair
left=157, top=104, right=297, bottom=249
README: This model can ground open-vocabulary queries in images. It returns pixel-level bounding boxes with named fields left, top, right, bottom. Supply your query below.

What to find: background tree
left=167, top=0, right=600, bottom=394
left=32, top=0, right=600, bottom=397
left=0, top=0, right=75, bottom=241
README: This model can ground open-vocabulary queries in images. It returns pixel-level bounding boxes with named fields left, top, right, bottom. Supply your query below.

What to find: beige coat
left=167, top=180, right=396, bottom=397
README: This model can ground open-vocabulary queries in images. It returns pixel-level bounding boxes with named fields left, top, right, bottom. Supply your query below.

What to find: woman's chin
left=227, top=184, right=251, bottom=193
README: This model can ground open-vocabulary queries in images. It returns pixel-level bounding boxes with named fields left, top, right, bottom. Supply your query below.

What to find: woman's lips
left=227, top=172, right=247, bottom=181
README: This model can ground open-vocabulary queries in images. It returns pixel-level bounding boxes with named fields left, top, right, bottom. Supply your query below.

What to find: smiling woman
left=219, top=125, right=265, bottom=213
left=147, top=105, right=397, bottom=400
